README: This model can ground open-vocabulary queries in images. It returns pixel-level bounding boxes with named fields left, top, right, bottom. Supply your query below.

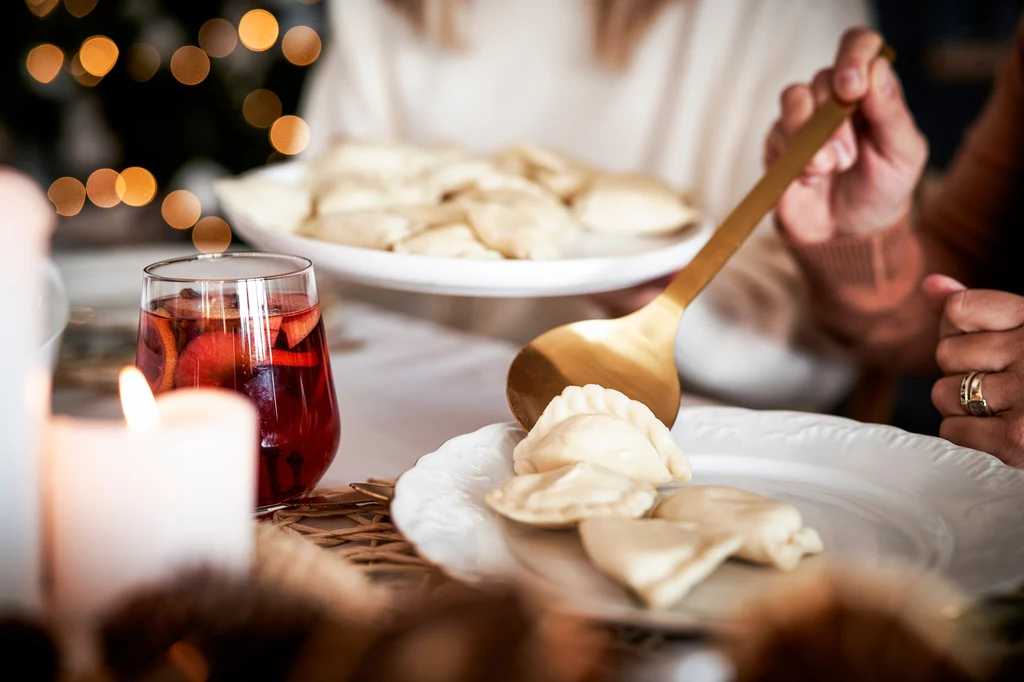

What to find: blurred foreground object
left=100, top=569, right=612, bottom=682
left=723, top=568, right=989, bottom=682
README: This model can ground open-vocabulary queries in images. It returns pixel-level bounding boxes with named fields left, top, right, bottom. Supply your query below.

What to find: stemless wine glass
left=136, top=253, right=341, bottom=508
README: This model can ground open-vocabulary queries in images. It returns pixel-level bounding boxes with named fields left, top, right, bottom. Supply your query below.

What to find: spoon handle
left=658, top=45, right=896, bottom=311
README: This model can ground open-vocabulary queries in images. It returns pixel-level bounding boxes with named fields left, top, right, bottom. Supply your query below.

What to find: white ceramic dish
left=392, top=408, right=1024, bottom=631
left=218, top=163, right=713, bottom=298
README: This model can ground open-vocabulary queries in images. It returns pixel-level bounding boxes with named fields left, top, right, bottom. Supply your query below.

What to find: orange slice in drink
left=280, top=306, right=321, bottom=348
left=175, top=331, right=248, bottom=388
left=139, top=308, right=178, bottom=392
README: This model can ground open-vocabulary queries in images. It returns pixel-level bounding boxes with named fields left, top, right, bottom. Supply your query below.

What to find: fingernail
left=875, top=60, right=896, bottom=98
left=811, top=148, right=830, bottom=170
left=836, top=68, right=861, bottom=95
left=831, top=139, right=852, bottom=169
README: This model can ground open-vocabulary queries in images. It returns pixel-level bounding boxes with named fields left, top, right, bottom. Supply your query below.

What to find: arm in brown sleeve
left=786, top=18, right=1024, bottom=373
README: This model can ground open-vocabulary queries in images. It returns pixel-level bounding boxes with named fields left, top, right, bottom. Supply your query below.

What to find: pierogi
left=654, top=486, right=823, bottom=570
left=484, top=462, right=658, bottom=528
left=394, top=224, right=503, bottom=260
left=513, top=384, right=691, bottom=485
left=579, top=518, right=743, bottom=609
left=572, top=173, right=699, bottom=236
left=213, top=178, right=310, bottom=234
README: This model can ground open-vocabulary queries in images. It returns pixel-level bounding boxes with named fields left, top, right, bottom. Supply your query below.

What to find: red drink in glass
left=136, top=253, right=340, bottom=508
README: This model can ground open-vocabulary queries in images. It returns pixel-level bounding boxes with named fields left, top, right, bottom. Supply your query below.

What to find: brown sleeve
left=785, top=17, right=1024, bottom=372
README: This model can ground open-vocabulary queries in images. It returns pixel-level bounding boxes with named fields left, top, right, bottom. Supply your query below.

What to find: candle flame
left=119, top=367, right=160, bottom=433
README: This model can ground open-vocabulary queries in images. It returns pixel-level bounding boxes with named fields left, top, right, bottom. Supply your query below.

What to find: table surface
left=50, top=245, right=725, bottom=682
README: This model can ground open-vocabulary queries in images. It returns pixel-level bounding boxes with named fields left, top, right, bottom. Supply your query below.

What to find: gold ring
left=960, top=371, right=994, bottom=417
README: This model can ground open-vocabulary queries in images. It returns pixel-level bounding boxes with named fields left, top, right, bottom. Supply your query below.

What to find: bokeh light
left=64, top=0, right=98, bottom=18
left=282, top=26, right=321, bottom=66
left=170, top=46, right=210, bottom=86
left=47, top=177, right=86, bottom=217
left=69, top=51, right=101, bottom=86
left=267, top=151, right=287, bottom=165
left=126, top=43, right=160, bottom=82
left=270, top=115, right=310, bottom=155
left=86, top=169, right=125, bottom=208
left=199, top=18, right=237, bottom=58
left=238, top=10, right=279, bottom=52
left=242, top=89, right=282, bottom=129
left=192, top=217, right=232, bottom=254
left=26, top=44, right=64, bottom=84
left=162, top=190, right=202, bottom=229
left=119, top=167, right=158, bottom=207
left=26, top=0, right=60, bottom=18
left=80, top=36, right=118, bottom=77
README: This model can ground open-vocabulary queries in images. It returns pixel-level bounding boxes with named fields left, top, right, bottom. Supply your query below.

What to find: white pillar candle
left=47, top=368, right=259, bottom=619
left=0, top=169, right=55, bottom=612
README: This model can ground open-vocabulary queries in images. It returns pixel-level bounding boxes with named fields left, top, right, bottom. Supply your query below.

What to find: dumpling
left=510, top=144, right=594, bottom=201
left=309, top=140, right=465, bottom=182
left=484, top=462, right=657, bottom=528
left=579, top=518, right=742, bottom=609
left=572, top=173, right=699, bottom=236
left=419, top=160, right=499, bottom=197
left=301, top=211, right=422, bottom=250
left=513, top=385, right=690, bottom=485
left=389, top=203, right=467, bottom=229
left=460, top=186, right=575, bottom=240
left=214, top=178, right=310, bottom=234
left=654, top=486, right=823, bottom=571
left=394, top=224, right=502, bottom=260
left=316, top=176, right=441, bottom=215
left=460, top=200, right=561, bottom=260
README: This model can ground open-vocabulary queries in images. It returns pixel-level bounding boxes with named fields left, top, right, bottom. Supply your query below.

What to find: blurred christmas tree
left=1, top=0, right=324, bottom=250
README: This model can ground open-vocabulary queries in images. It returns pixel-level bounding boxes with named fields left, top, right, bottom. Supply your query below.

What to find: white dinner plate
left=392, top=407, right=1024, bottom=631
left=218, top=163, right=713, bottom=298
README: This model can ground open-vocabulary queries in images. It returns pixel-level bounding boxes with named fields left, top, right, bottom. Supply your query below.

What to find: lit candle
left=0, top=169, right=55, bottom=612
left=47, top=368, right=259, bottom=619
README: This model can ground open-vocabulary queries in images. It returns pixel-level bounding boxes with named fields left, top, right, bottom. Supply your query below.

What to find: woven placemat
left=267, top=480, right=449, bottom=596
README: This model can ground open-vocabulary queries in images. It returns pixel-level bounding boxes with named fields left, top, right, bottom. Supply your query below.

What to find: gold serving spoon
left=507, top=46, right=895, bottom=431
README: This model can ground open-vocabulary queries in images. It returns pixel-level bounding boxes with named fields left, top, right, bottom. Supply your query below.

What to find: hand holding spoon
left=506, top=45, right=895, bottom=431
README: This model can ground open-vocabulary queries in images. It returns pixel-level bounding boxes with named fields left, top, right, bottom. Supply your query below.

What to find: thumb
left=921, top=273, right=966, bottom=316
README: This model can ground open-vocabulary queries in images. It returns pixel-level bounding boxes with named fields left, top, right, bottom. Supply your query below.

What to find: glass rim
left=143, top=252, right=313, bottom=284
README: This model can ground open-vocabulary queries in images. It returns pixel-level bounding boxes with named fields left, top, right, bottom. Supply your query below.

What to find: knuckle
left=934, top=338, right=955, bottom=371
left=930, top=379, right=947, bottom=410
left=944, top=290, right=970, bottom=327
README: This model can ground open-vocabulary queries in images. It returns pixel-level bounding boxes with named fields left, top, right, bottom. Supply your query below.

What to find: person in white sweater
left=300, top=0, right=871, bottom=411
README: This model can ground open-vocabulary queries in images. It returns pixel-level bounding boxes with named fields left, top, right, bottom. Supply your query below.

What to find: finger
left=779, top=84, right=836, bottom=177
left=860, top=58, right=929, bottom=169
left=779, top=84, right=816, bottom=137
left=931, top=372, right=1024, bottom=417
left=942, top=289, right=1024, bottom=336
left=764, top=122, right=788, bottom=169
left=833, top=28, right=884, bottom=102
left=939, top=416, right=1007, bottom=458
left=935, top=330, right=1022, bottom=375
left=921, top=274, right=967, bottom=317
left=830, top=119, right=858, bottom=172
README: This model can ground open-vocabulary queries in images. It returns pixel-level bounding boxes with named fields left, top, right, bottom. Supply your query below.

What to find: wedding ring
left=960, top=371, right=994, bottom=417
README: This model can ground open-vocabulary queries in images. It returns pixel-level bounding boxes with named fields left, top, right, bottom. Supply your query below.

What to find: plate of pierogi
left=216, top=141, right=711, bottom=297
left=392, top=385, right=1024, bottom=630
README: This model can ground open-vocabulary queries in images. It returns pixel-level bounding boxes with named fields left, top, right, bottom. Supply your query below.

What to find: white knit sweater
left=300, top=0, right=871, bottom=410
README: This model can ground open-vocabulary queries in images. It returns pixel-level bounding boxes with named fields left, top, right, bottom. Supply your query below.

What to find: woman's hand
left=925, top=274, right=1024, bottom=467
left=765, top=28, right=929, bottom=244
